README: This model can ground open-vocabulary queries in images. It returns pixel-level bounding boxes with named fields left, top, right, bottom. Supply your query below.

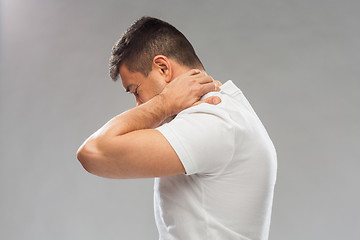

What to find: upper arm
left=77, top=129, right=186, bottom=179
left=156, top=105, right=236, bottom=175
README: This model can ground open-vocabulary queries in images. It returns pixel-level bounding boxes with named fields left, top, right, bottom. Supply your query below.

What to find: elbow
left=76, top=141, right=100, bottom=175
left=76, top=139, right=123, bottom=179
left=76, top=145, right=92, bottom=174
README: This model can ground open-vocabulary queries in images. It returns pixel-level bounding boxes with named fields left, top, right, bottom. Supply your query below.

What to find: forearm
left=91, top=94, right=169, bottom=141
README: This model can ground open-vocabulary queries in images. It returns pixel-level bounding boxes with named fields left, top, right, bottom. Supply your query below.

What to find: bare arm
left=77, top=70, right=221, bottom=179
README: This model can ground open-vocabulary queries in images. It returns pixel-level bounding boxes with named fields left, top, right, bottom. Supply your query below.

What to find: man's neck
left=169, top=59, right=205, bottom=80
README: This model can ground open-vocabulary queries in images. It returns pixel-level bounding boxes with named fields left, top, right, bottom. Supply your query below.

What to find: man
left=77, top=16, right=277, bottom=240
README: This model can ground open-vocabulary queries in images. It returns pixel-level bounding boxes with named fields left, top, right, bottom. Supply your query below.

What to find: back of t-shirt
left=155, top=80, right=277, bottom=240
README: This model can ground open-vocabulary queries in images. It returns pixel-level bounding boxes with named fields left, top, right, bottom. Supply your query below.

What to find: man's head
left=109, top=17, right=205, bottom=105
left=109, top=16, right=204, bottom=81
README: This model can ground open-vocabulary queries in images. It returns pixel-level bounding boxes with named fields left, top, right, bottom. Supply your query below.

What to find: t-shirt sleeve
left=156, top=104, right=236, bottom=175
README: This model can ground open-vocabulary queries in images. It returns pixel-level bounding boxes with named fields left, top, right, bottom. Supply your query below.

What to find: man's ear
left=152, top=55, right=172, bottom=83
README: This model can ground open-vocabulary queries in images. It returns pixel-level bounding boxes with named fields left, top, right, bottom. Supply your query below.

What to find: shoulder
left=156, top=94, right=238, bottom=175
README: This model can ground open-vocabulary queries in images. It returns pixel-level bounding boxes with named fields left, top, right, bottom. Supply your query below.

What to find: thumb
left=193, top=96, right=221, bottom=106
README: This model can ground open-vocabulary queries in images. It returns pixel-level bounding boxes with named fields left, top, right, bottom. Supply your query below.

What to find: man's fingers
left=214, top=81, right=221, bottom=91
left=214, top=80, right=222, bottom=87
left=185, top=70, right=218, bottom=86
left=193, top=96, right=222, bottom=106
left=198, top=74, right=214, bottom=84
left=188, top=69, right=202, bottom=76
left=198, top=81, right=220, bottom=96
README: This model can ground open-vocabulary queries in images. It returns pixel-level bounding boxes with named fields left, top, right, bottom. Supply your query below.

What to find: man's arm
left=77, top=70, right=221, bottom=179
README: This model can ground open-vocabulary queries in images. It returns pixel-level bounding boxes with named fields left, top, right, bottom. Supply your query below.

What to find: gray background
left=1, top=0, right=359, bottom=239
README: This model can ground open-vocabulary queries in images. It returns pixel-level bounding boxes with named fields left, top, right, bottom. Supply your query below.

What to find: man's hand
left=160, top=69, right=221, bottom=116
left=193, top=79, right=223, bottom=107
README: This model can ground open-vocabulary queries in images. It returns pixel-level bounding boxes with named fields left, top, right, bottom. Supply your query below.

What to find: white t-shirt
left=155, top=80, right=277, bottom=240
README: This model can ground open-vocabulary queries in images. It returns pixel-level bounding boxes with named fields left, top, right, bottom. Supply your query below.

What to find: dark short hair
left=109, top=16, right=204, bottom=81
